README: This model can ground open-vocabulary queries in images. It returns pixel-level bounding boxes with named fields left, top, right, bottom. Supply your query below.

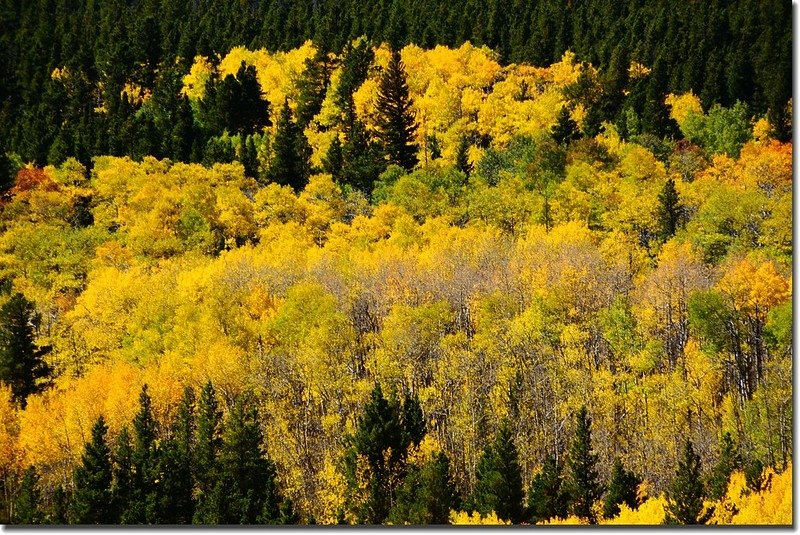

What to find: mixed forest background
left=0, top=0, right=793, bottom=526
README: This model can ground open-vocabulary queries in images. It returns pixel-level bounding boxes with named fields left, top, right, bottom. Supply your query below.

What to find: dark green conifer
left=70, top=416, right=114, bottom=524
left=708, top=432, right=739, bottom=501
left=454, top=135, right=473, bottom=176
left=375, top=50, right=418, bottom=171
left=603, top=457, right=641, bottom=519
left=14, top=466, right=42, bottom=524
left=193, top=381, right=222, bottom=524
left=656, top=178, right=682, bottom=241
left=389, top=451, right=460, bottom=524
left=665, top=439, right=709, bottom=525
left=0, top=293, right=51, bottom=407
left=527, top=454, right=568, bottom=523
left=265, top=99, right=311, bottom=191
left=565, top=406, right=602, bottom=523
left=469, top=419, right=525, bottom=523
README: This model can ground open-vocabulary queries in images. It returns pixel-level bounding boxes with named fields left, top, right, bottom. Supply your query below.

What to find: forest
left=0, top=0, right=793, bottom=526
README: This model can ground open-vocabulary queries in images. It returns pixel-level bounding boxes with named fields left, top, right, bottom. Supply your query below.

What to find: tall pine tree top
left=666, top=439, right=709, bottom=524
left=70, top=415, right=114, bottom=524
left=565, top=406, right=602, bottom=523
left=375, top=49, right=418, bottom=171
left=470, top=419, right=525, bottom=523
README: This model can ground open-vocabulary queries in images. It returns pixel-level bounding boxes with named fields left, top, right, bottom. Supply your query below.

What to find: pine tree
left=14, top=466, right=42, bottom=524
left=111, top=426, right=133, bottom=523
left=153, top=386, right=195, bottom=523
left=340, top=119, right=386, bottom=194
left=666, top=439, right=709, bottom=525
left=345, top=383, right=405, bottom=524
left=565, top=406, right=602, bottom=523
left=527, top=454, right=568, bottom=524
left=708, top=432, right=738, bottom=501
left=656, top=178, right=682, bottom=241
left=470, top=419, right=525, bottom=523
left=389, top=451, right=460, bottom=524
left=454, top=135, right=473, bottom=176
left=375, top=50, right=418, bottom=171
left=121, top=384, right=158, bottom=524
left=45, top=486, right=68, bottom=524
left=266, top=99, right=311, bottom=191
left=213, top=398, right=282, bottom=524
left=400, top=391, right=425, bottom=449
left=296, top=46, right=335, bottom=126
left=193, top=381, right=222, bottom=524
left=70, top=416, right=114, bottom=524
left=0, top=292, right=51, bottom=407
left=603, top=457, right=641, bottom=519
left=322, top=136, right=344, bottom=180
left=551, top=106, right=581, bottom=146
left=0, top=144, right=14, bottom=192
left=335, top=39, right=375, bottom=128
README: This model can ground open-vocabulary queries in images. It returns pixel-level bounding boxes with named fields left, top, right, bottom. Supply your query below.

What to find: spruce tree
left=665, top=439, right=709, bottom=525
left=551, top=106, right=581, bottom=146
left=266, top=99, right=311, bottom=191
left=213, top=398, right=282, bottom=524
left=454, top=135, right=473, bottom=177
left=296, top=46, right=335, bottom=126
left=400, top=391, right=425, bottom=449
left=470, top=419, right=525, bottom=523
left=375, top=50, right=418, bottom=171
left=322, top=136, right=344, bottom=180
left=389, top=451, right=460, bottom=525
left=708, top=432, right=738, bottom=501
left=193, top=381, right=222, bottom=524
left=340, top=119, right=386, bottom=194
left=14, top=466, right=42, bottom=524
left=70, top=416, right=114, bottom=524
left=46, top=486, right=68, bottom=524
left=335, top=39, right=375, bottom=127
left=656, top=178, right=682, bottom=242
left=603, top=457, right=641, bottom=519
left=0, top=293, right=51, bottom=407
left=0, top=145, right=14, bottom=192
left=111, top=426, right=133, bottom=523
left=153, top=386, right=195, bottom=523
left=565, top=406, right=602, bottom=523
left=121, top=384, right=158, bottom=524
left=345, top=383, right=406, bottom=524
left=527, top=454, right=568, bottom=523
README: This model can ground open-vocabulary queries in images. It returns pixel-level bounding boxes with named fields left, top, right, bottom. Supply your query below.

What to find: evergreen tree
left=340, top=119, right=387, bottom=194
left=400, top=391, right=425, bottom=449
left=193, top=381, right=222, bottom=524
left=336, top=39, right=375, bottom=127
left=603, top=457, right=641, bottom=519
left=45, top=486, right=68, bottom=524
left=656, top=178, right=682, bottom=241
left=469, top=419, right=525, bottom=524
left=527, top=454, right=568, bottom=524
left=0, top=293, right=51, bottom=407
left=388, top=451, right=460, bottom=525
left=345, top=383, right=407, bottom=524
left=213, top=398, right=282, bottom=524
left=551, top=106, right=581, bottom=146
left=14, top=466, right=42, bottom=524
left=153, top=386, right=195, bottom=523
left=111, top=426, right=134, bottom=523
left=708, top=432, right=739, bottom=501
left=322, top=136, right=344, bottom=180
left=454, top=135, right=473, bottom=176
left=666, top=439, right=709, bottom=525
left=70, top=416, right=114, bottom=524
left=0, top=145, right=14, bottom=192
left=265, top=99, right=311, bottom=191
left=296, top=46, right=335, bottom=126
left=565, top=406, right=602, bottom=523
left=375, top=50, right=418, bottom=171
left=121, top=384, right=158, bottom=524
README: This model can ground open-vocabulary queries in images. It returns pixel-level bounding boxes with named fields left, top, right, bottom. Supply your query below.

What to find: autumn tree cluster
left=0, top=40, right=792, bottom=525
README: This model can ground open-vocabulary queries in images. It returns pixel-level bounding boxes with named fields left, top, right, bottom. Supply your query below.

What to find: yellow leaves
left=182, top=56, right=214, bottom=100
left=602, top=495, right=667, bottom=525
left=752, top=117, right=772, bottom=141
left=0, top=384, right=21, bottom=479
left=540, top=514, right=588, bottom=525
left=718, top=258, right=791, bottom=313
left=628, top=61, right=651, bottom=80
left=730, top=465, right=792, bottom=525
left=450, top=510, right=511, bottom=525
left=547, top=50, right=582, bottom=87
left=666, top=91, right=703, bottom=128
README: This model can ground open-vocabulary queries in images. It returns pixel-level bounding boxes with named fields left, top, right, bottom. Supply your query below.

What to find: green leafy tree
left=469, top=419, right=525, bottom=523
left=565, top=406, right=603, bottom=523
left=603, top=457, right=641, bottom=519
left=527, top=454, right=568, bottom=523
left=70, top=416, right=114, bottom=524
left=0, top=293, right=51, bottom=407
left=665, top=439, right=710, bottom=525
left=375, top=50, right=418, bottom=171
